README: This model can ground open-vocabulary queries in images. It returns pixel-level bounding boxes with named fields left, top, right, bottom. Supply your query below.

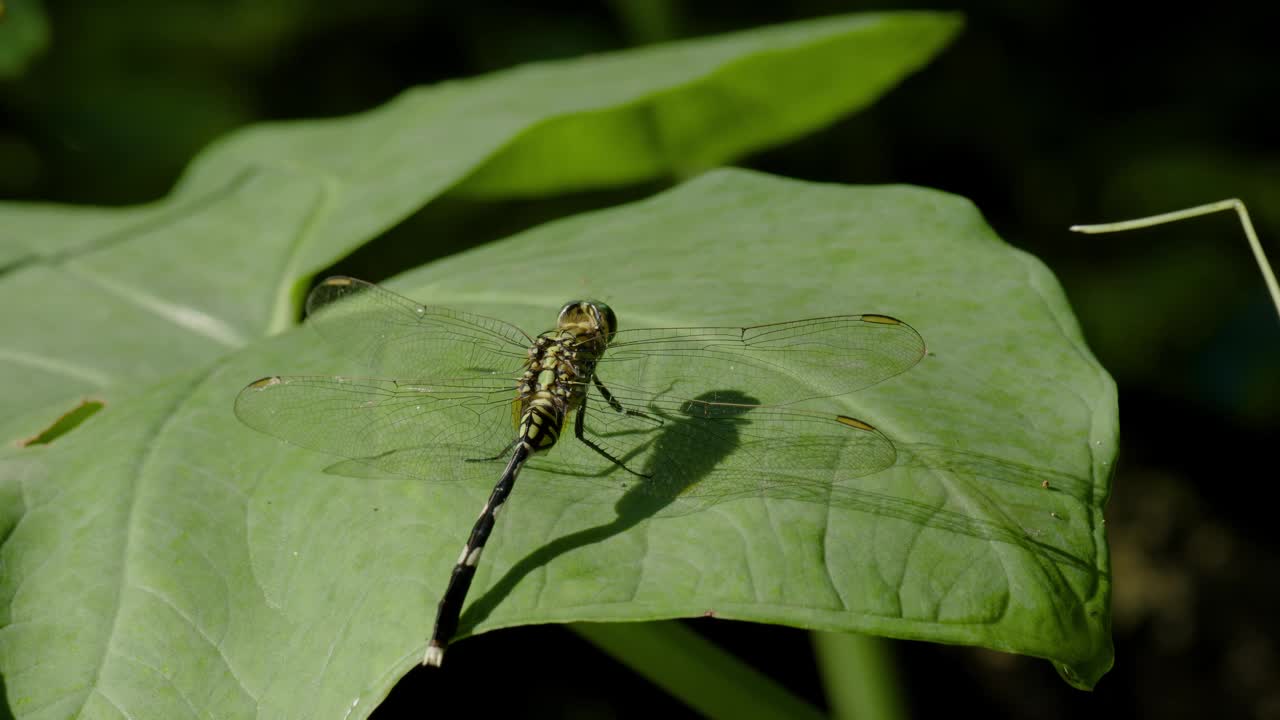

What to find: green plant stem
left=572, top=621, right=825, bottom=720
left=1070, top=198, right=1280, bottom=323
left=812, top=632, right=906, bottom=720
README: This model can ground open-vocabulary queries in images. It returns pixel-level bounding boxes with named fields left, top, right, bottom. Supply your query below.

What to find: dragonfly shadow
left=457, top=390, right=756, bottom=636
left=457, top=403, right=1106, bottom=638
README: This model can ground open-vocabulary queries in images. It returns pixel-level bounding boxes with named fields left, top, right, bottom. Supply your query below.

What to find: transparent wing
left=240, top=280, right=925, bottom=515
left=515, top=386, right=900, bottom=517
left=234, top=373, right=1080, bottom=566
left=560, top=391, right=1091, bottom=569
left=234, top=375, right=516, bottom=483
left=303, top=276, right=533, bottom=381
left=235, top=372, right=898, bottom=516
left=598, top=315, right=926, bottom=406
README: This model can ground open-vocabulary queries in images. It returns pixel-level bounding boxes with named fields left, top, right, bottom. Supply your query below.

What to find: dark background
left=5, top=2, right=1278, bottom=718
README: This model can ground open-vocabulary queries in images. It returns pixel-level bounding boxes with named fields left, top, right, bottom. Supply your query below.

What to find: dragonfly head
left=557, top=300, right=617, bottom=343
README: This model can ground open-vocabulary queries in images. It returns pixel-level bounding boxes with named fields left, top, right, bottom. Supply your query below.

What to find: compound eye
left=558, top=300, right=616, bottom=340
left=557, top=301, right=584, bottom=326
left=595, top=302, right=618, bottom=340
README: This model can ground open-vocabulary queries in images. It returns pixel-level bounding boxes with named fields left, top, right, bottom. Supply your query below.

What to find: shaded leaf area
left=0, top=170, right=1116, bottom=720
left=0, top=11, right=960, bottom=416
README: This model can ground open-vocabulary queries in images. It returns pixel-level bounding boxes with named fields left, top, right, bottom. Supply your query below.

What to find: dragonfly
left=234, top=276, right=926, bottom=666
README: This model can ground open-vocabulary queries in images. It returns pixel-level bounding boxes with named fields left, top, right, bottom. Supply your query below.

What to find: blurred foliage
left=3, top=1, right=1278, bottom=719
left=0, top=0, right=49, bottom=79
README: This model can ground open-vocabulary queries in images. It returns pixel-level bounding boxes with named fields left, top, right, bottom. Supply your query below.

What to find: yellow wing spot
left=861, top=314, right=902, bottom=325
left=321, top=276, right=354, bottom=288
left=836, top=416, right=876, bottom=432
left=247, top=376, right=284, bottom=390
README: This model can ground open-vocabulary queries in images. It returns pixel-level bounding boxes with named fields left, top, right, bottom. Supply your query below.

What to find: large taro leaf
left=0, top=10, right=962, bottom=416
left=0, top=169, right=1117, bottom=719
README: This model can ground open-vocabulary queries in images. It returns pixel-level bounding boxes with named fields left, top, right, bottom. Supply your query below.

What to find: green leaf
left=0, top=0, right=49, bottom=79
left=0, top=10, right=961, bottom=415
left=1, top=169, right=1116, bottom=719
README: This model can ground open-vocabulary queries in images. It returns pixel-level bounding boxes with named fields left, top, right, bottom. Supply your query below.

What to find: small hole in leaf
left=22, top=400, right=105, bottom=446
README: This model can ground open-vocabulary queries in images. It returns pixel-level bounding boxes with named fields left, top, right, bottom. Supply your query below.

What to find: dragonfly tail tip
left=423, top=642, right=446, bottom=667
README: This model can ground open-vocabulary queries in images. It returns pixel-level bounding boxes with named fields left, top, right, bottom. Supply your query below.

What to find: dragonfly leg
left=574, top=396, right=652, bottom=479
left=593, top=374, right=662, bottom=425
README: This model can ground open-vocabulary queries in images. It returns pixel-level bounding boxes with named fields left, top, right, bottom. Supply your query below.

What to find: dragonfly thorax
left=514, top=332, right=604, bottom=452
